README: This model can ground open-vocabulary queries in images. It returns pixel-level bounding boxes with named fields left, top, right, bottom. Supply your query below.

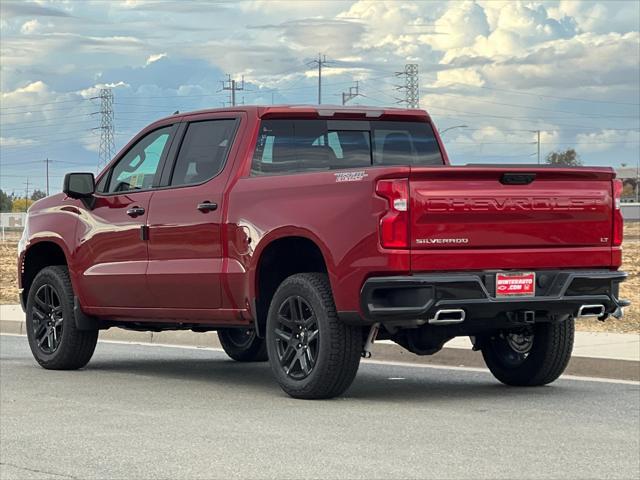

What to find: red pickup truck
left=18, top=105, right=628, bottom=399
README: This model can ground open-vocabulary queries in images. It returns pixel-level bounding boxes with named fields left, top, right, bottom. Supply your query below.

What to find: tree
left=545, top=148, right=582, bottom=167
left=31, top=189, right=46, bottom=201
left=0, top=189, right=12, bottom=212
left=11, top=198, right=34, bottom=212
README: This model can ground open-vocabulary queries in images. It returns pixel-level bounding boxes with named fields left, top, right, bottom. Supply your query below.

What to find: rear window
left=251, top=119, right=442, bottom=175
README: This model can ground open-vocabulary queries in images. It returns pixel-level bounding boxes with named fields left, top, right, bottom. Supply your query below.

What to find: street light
left=439, top=125, right=468, bottom=135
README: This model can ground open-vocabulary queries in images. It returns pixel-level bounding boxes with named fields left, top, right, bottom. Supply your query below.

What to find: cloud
left=248, top=18, right=366, bottom=56
left=20, top=19, right=42, bottom=34
left=0, top=2, right=71, bottom=18
left=146, top=53, right=167, bottom=66
left=0, top=136, right=37, bottom=147
left=0, top=0, right=638, bottom=187
left=121, top=0, right=228, bottom=13
left=427, top=1, right=490, bottom=50
left=576, top=129, right=640, bottom=153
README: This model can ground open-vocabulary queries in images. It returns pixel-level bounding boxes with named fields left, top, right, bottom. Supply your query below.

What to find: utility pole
left=395, top=64, right=420, bottom=108
left=44, top=158, right=52, bottom=196
left=534, top=130, right=541, bottom=164
left=24, top=179, right=30, bottom=212
left=91, top=88, right=115, bottom=172
left=222, top=74, right=245, bottom=107
left=308, top=54, right=330, bottom=104
left=342, top=81, right=362, bottom=105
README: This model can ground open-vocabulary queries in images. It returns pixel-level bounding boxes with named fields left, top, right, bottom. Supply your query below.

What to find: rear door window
left=251, top=120, right=371, bottom=175
left=251, top=119, right=443, bottom=176
left=170, top=119, right=238, bottom=186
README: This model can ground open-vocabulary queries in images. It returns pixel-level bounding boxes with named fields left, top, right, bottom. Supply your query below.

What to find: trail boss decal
left=334, top=171, right=368, bottom=183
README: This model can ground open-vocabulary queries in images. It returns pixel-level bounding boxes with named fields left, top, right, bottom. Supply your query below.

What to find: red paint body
left=18, top=106, right=623, bottom=326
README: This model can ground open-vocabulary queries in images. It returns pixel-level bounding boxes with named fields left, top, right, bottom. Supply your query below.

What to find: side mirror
left=63, top=173, right=95, bottom=199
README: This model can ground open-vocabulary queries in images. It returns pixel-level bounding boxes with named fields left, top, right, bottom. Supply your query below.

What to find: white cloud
left=146, top=53, right=167, bottom=66
left=427, top=1, right=490, bottom=50
left=576, top=130, right=640, bottom=153
left=20, top=19, right=42, bottom=34
left=0, top=136, right=37, bottom=147
left=77, top=81, right=129, bottom=98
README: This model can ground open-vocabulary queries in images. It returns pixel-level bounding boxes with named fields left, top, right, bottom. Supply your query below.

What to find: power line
left=0, top=97, right=89, bottom=111
left=421, top=91, right=639, bottom=118
left=439, top=82, right=640, bottom=107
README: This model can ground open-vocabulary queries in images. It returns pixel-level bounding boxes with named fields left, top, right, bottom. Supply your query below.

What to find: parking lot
left=1, top=335, right=638, bottom=480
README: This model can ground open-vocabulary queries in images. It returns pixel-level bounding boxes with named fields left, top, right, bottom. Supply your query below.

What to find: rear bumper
left=359, top=270, right=629, bottom=326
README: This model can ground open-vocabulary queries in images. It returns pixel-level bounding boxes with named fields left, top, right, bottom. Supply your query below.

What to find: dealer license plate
left=496, top=272, right=535, bottom=297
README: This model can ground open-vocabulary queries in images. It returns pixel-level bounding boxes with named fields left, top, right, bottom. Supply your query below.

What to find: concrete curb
left=2, top=319, right=638, bottom=382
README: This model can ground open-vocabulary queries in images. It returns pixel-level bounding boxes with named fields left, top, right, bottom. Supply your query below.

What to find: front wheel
left=26, top=266, right=98, bottom=370
left=266, top=273, right=362, bottom=399
left=480, top=319, right=574, bottom=386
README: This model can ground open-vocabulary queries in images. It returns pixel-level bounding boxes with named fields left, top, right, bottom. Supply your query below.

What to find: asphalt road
left=1, top=335, right=639, bottom=480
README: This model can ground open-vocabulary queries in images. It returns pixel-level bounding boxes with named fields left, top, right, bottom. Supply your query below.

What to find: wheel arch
left=20, top=238, right=70, bottom=308
left=251, top=231, right=332, bottom=336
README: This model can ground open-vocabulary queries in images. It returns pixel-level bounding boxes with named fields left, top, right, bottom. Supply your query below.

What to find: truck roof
left=159, top=104, right=431, bottom=122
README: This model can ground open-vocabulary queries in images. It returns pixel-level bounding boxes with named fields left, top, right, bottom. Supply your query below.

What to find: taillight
left=376, top=178, right=409, bottom=249
left=612, top=179, right=623, bottom=246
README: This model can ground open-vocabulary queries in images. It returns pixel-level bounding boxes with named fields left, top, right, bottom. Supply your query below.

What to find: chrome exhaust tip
left=577, top=304, right=606, bottom=318
left=428, top=309, right=466, bottom=325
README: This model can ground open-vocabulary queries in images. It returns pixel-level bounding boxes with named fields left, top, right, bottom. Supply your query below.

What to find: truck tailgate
left=409, top=166, right=615, bottom=271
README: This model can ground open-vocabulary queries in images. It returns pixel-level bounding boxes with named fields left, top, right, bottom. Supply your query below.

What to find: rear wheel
left=26, top=266, right=98, bottom=370
left=218, top=328, right=267, bottom=362
left=266, top=273, right=362, bottom=399
left=481, top=319, right=574, bottom=386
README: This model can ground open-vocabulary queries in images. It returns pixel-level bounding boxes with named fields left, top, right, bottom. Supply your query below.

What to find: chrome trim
left=577, top=304, right=605, bottom=318
left=428, top=309, right=466, bottom=325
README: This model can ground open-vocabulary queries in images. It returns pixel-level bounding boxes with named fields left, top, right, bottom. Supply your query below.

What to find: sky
left=0, top=0, right=639, bottom=196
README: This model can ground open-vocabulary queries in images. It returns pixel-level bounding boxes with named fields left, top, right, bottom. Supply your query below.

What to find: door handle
left=197, top=201, right=218, bottom=212
left=126, top=206, right=145, bottom=217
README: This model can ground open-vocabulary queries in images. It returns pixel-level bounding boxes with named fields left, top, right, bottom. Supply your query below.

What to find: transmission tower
left=93, top=88, right=115, bottom=171
left=395, top=64, right=420, bottom=109
left=342, top=81, right=362, bottom=105
left=222, top=75, right=245, bottom=106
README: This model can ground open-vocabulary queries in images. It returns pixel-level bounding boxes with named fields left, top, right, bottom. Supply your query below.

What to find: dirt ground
left=1, top=226, right=638, bottom=333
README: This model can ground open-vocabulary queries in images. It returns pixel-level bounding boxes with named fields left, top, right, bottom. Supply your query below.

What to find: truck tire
left=26, top=266, right=98, bottom=370
left=480, top=319, right=574, bottom=386
left=266, top=273, right=362, bottom=399
left=218, top=328, right=268, bottom=362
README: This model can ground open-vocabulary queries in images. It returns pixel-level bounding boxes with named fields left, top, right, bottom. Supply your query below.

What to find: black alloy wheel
left=489, top=329, right=534, bottom=368
left=26, top=266, right=99, bottom=370
left=266, top=273, right=362, bottom=399
left=274, top=295, right=320, bottom=380
left=31, top=284, right=64, bottom=354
